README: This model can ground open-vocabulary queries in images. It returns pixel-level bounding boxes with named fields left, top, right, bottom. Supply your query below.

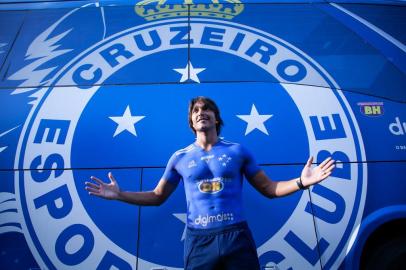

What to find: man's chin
left=196, top=125, right=215, bottom=133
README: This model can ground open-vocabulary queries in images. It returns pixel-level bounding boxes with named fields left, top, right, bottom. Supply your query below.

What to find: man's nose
left=199, top=111, right=208, bottom=118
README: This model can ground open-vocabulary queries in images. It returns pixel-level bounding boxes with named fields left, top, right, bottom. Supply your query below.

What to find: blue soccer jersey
left=162, top=140, right=261, bottom=229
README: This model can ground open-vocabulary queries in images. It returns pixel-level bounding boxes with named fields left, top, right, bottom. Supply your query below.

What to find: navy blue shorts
left=184, top=222, right=260, bottom=270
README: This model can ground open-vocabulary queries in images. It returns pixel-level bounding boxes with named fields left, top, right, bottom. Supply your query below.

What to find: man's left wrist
left=296, top=177, right=308, bottom=190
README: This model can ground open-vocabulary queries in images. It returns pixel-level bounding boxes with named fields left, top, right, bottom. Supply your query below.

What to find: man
left=85, top=96, right=335, bottom=269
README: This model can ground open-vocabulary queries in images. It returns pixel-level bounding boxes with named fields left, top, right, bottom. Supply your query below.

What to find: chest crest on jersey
left=218, top=154, right=232, bottom=167
left=193, top=153, right=233, bottom=168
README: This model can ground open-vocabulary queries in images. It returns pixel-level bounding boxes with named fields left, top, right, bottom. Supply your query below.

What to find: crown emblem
left=135, top=0, right=244, bottom=21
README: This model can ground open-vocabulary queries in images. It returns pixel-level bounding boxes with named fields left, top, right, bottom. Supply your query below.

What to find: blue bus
left=0, top=0, right=405, bottom=269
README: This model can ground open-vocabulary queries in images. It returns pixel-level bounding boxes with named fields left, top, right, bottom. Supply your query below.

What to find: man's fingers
left=319, top=157, right=332, bottom=168
left=320, top=160, right=335, bottom=172
left=90, top=176, right=104, bottom=185
left=324, top=164, right=335, bottom=173
left=306, top=156, right=313, bottom=167
left=323, top=160, right=335, bottom=170
left=85, top=182, right=99, bottom=189
left=85, top=187, right=100, bottom=194
left=322, top=171, right=332, bottom=179
left=108, top=172, right=117, bottom=184
left=88, top=191, right=104, bottom=198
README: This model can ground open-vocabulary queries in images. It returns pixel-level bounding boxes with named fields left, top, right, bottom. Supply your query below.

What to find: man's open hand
left=300, top=157, right=335, bottom=188
left=85, top=172, right=120, bottom=200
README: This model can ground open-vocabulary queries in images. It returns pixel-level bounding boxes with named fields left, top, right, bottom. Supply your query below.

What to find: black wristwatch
left=296, top=177, right=308, bottom=190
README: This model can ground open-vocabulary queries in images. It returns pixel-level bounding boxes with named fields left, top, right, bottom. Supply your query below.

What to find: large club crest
left=3, top=0, right=367, bottom=269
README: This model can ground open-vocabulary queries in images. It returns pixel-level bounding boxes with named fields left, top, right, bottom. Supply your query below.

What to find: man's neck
left=195, top=131, right=218, bottom=151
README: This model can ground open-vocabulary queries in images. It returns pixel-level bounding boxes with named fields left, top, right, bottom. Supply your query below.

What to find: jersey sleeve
left=241, top=145, right=262, bottom=179
left=162, top=153, right=182, bottom=184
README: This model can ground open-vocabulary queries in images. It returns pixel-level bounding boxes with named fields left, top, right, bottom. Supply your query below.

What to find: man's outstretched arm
left=248, top=156, right=335, bottom=198
left=85, top=172, right=177, bottom=206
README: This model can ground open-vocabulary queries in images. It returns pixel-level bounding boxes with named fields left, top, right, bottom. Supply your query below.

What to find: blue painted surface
left=0, top=1, right=405, bottom=269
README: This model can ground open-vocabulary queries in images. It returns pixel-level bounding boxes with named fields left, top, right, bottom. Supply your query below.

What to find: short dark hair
left=188, top=96, right=224, bottom=135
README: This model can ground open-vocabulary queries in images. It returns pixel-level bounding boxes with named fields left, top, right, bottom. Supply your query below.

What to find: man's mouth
left=198, top=117, right=209, bottom=122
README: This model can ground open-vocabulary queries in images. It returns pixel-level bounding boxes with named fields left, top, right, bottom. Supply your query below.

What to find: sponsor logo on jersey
left=194, top=212, right=234, bottom=227
left=201, top=154, right=215, bottom=163
left=198, top=178, right=224, bottom=194
left=188, top=160, right=197, bottom=168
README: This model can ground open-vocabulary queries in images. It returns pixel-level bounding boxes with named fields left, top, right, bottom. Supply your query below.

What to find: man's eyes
left=193, top=106, right=209, bottom=112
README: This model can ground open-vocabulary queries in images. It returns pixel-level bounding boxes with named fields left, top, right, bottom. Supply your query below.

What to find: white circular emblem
left=15, top=17, right=366, bottom=269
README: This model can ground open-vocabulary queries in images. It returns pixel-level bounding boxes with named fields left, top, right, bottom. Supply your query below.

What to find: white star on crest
left=109, top=106, right=145, bottom=137
left=237, top=104, right=273, bottom=136
left=173, top=61, right=206, bottom=83
left=173, top=213, right=187, bottom=241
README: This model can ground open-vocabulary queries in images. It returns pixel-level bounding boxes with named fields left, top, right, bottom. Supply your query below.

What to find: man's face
left=191, top=101, right=217, bottom=133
